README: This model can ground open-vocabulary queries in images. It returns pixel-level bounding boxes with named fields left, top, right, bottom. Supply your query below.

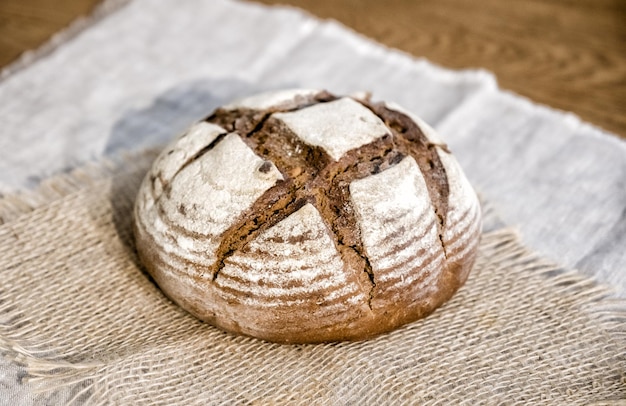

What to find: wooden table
left=1, top=0, right=624, bottom=138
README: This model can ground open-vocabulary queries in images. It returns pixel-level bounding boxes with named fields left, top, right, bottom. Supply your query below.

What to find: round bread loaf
left=134, top=89, right=481, bottom=343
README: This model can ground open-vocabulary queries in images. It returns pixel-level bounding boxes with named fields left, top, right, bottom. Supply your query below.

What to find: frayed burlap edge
left=0, top=149, right=159, bottom=226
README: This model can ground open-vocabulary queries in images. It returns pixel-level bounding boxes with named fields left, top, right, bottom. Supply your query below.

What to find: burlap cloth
left=0, top=150, right=624, bottom=405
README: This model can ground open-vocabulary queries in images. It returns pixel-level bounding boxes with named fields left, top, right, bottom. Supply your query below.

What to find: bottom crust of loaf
left=135, top=219, right=479, bottom=344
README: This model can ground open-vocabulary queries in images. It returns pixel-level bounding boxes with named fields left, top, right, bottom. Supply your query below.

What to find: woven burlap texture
left=0, top=151, right=624, bottom=405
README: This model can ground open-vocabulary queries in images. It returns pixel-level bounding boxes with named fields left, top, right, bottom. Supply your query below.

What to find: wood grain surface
left=0, top=0, right=101, bottom=66
left=0, top=0, right=624, bottom=138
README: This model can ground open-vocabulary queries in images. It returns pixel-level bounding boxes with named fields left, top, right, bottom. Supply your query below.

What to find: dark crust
left=204, top=98, right=451, bottom=297
left=138, top=90, right=480, bottom=343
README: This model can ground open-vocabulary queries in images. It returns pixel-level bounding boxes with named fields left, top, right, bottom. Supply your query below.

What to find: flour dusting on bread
left=134, top=89, right=482, bottom=343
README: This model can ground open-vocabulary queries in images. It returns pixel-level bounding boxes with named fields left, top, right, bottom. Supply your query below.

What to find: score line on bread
left=133, top=89, right=482, bottom=344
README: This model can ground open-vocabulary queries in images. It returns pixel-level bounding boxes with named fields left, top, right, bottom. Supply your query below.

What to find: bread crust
left=134, top=89, right=481, bottom=343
